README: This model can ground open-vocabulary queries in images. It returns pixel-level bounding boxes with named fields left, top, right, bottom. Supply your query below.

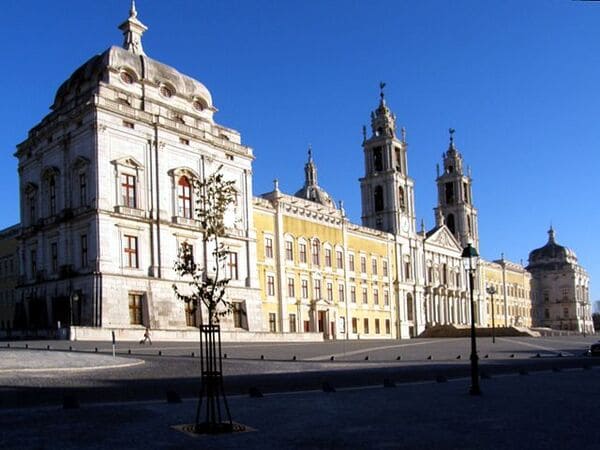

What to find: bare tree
left=172, top=166, right=237, bottom=434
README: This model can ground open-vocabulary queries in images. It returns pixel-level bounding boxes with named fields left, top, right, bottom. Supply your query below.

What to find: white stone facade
left=14, top=8, right=263, bottom=334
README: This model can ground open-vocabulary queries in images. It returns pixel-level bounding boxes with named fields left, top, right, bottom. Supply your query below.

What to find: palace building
left=0, top=4, right=592, bottom=339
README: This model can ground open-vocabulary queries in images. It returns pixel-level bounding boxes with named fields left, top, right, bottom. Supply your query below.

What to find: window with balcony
left=121, top=174, right=137, bottom=208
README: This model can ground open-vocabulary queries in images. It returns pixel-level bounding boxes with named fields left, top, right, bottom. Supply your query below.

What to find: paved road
left=1, top=336, right=598, bottom=409
left=2, top=367, right=599, bottom=449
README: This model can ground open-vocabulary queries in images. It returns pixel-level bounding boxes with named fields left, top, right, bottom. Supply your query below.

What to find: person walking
left=139, top=327, right=152, bottom=345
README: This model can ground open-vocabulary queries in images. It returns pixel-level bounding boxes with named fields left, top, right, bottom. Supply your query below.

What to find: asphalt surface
left=1, top=336, right=599, bottom=409
left=2, top=367, right=599, bottom=449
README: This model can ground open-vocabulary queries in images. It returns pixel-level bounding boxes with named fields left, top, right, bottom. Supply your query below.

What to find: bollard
left=249, top=387, right=263, bottom=398
left=322, top=382, right=336, bottom=393
left=260, top=355, right=264, bottom=360
left=224, top=353, right=227, bottom=359
left=47, top=345, right=50, bottom=350
left=128, top=349, right=131, bottom=355
left=7, top=343, right=10, bottom=348
left=63, top=394, right=80, bottom=410
left=25, top=344, right=28, bottom=349
left=191, top=352, right=195, bottom=357
left=95, top=347, right=98, bottom=353
left=166, top=390, right=182, bottom=404
left=69, top=346, right=72, bottom=351
left=292, top=355, right=297, bottom=361
left=330, top=356, right=335, bottom=361
left=158, top=350, right=162, bottom=356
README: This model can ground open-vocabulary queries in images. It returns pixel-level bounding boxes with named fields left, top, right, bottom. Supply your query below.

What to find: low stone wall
left=419, top=324, right=540, bottom=338
left=69, top=326, right=324, bottom=343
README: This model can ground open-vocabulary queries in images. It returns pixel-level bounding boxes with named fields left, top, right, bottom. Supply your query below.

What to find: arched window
left=177, top=176, right=192, bottom=218
left=447, top=214, right=455, bottom=235
left=373, top=147, right=383, bottom=172
left=49, top=177, right=56, bottom=216
left=312, top=239, right=320, bottom=266
left=398, top=186, right=405, bottom=211
left=467, top=215, right=472, bottom=234
left=374, top=186, right=384, bottom=212
left=407, top=293, right=414, bottom=321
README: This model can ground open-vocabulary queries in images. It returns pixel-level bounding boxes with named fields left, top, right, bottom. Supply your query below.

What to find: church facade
left=1, top=5, right=592, bottom=339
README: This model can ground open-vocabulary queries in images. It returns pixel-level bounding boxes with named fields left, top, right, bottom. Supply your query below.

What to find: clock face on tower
left=401, top=215, right=410, bottom=233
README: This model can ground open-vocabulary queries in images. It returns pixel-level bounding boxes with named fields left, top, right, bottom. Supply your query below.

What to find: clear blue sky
left=0, top=1, right=598, bottom=300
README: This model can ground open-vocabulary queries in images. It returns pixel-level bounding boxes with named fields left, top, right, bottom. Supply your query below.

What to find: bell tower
left=360, top=83, right=415, bottom=236
left=434, top=129, right=479, bottom=249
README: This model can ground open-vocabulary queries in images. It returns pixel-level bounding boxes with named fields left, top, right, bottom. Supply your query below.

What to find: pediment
left=425, top=226, right=462, bottom=252
left=112, top=156, right=144, bottom=170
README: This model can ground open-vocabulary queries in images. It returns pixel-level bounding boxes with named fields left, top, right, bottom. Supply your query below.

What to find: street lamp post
left=486, top=285, right=497, bottom=344
left=462, top=243, right=481, bottom=396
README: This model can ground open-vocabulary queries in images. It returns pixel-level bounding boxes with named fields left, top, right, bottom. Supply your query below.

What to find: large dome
left=528, top=227, right=577, bottom=269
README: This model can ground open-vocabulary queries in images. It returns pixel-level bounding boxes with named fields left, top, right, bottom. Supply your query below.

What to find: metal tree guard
left=194, top=310, right=233, bottom=434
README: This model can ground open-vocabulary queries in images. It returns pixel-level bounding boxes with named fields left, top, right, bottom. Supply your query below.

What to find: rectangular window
left=384, top=290, right=390, bottom=306
left=177, top=176, right=192, bottom=218
left=383, top=260, right=388, bottom=277
left=227, top=252, right=239, bottom=280
left=79, top=172, right=87, bottom=206
left=314, top=279, right=322, bottom=299
left=80, top=234, right=88, bottom=268
left=327, top=282, right=333, bottom=301
left=185, top=301, right=198, bottom=327
left=339, top=316, right=346, bottom=334
left=338, top=284, right=345, bottom=302
left=352, top=318, right=358, bottom=334
left=385, top=319, right=391, bottom=334
left=563, top=307, right=569, bottom=318
left=351, top=286, right=356, bottom=303
left=362, top=287, right=368, bottom=304
left=363, top=318, right=369, bottom=334
left=361, top=256, right=366, bottom=274
left=289, top=313, right=297, bottom=333
left=336, top=251, right=343, bottom=269
left=123, top=120, right=135, bottom=129
left=325, top=248, right=332, bottom=267
left=349, top=254, right=355, bottom=272
left=404, top=261, right=411, bottom=280
left=121, top=174, right=137, bottom=208
left=50, top=242, right=58, bottom=273
left=301, top=280, right=309, bottom=299
left=265, top=237, right=274, bottom=258
left=372, top=258, right=378, bottom=275
left=267, top=275, right=275, bottom=296
left=269, top=313, right=277, bottom=332
left=30, top=249, right=37, bottom=276
left=375, top=318, right=380, bottom=334
left=179, top=137, right=190, bottom=145
left=299, top=243, right=307, bottom=263
left=128, top=293, right=143, bottom=325
left=445, top=182, right=454, bottom=205
left=233, top=302, right=245, bottom=328
left=456, top=272, right=461, bottom=287
left=287, top=277, right=295, bottom=297
left=373, top=288, right=379, bottom=305
left=124, top=235, right=138, bottom=268
left=285, top=241, right=294, bottom=261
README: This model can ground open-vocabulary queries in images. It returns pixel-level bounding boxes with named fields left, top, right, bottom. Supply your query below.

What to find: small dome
left=293, top=147, right=336, bottom=209
left=528, top=227, right=577, bottom=269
